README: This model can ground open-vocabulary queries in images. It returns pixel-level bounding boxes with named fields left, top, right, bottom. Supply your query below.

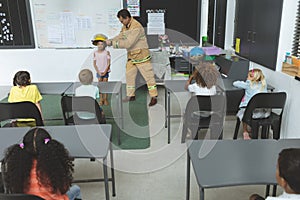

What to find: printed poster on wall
left=127, top=0, right=140, bottom=17
left=147, top=12, right=165, bottom=35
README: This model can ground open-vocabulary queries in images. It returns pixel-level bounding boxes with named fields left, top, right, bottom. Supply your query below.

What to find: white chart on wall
left=32, top=0, right=122, bottom=48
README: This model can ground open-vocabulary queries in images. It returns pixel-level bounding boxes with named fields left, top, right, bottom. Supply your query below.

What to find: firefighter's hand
left=106, top=40, right=112, bottom=46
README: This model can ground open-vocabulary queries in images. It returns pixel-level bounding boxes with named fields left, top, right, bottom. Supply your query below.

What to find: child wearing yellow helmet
left=91, top=34, right=111, bottom=106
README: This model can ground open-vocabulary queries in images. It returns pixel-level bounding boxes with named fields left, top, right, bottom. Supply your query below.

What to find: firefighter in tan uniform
left=106, top=9, right=158, bottom=106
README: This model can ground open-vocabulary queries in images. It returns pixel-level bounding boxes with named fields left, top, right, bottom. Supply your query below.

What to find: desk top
left=98, top=81, right=122, bottom=94
left=218, top=79, right=247, bottom=91
left=164, top=79, right=242, bottom=93
left=187, top=139, right=300, bottom=188
left=165, top=79, right=274, bottom=93
left=64, top=81, right=122, bottom=95
left=0, top=124, right=112, bottom=159
left=164, top=80, right=187, bottom=92
left=34, top=82, right=73, bottom=95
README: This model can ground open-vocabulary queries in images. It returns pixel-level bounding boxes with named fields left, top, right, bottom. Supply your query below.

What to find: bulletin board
left=32, top=0, right=123, bottom=48
left=0, top=0, right=35, bottom=49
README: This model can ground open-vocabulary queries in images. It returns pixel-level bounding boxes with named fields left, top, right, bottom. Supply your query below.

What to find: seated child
left=185, top=62, right=219, bottom=96
left=8, top=70, right=43, bottom=126
left=233, top=68, right=268, bottom=140
left=250, top=148, right=300, bottom=200
left=75, top=69, right=105, bottom=121
left=2, top=128, right=82, bottom=200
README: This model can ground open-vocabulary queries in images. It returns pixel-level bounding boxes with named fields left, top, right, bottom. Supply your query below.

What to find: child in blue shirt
left=233, top=68, right=267, bottom=139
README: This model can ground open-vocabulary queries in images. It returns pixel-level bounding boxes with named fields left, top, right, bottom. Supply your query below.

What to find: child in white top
left=185, top=62, right=219, bottom=96
left=250, top=148, right=300, bottom=200
left=233, top=68, right=267, bottom=140
left=75, top=69, right=104, bottom=119
left=92, top=34, right=111, bottom=106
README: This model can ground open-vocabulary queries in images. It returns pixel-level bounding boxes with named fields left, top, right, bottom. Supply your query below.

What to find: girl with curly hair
left=2, top=128, right=82, bottom=200
left=185, top=62, right=220, bottom=96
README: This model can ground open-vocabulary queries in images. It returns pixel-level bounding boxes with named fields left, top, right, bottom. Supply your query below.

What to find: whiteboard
left=32, top=0, right=123, bottom=48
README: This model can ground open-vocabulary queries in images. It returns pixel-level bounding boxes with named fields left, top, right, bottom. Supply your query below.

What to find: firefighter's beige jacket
left=112, top=18, right=150, bottom=63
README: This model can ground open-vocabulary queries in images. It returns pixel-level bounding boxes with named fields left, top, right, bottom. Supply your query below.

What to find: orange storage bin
left=292, top=56, right=300, bottom=67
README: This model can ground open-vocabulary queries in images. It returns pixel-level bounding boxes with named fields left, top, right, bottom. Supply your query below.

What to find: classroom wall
left=224, top=0, right=235, bottom=50
left=0, top=48, right=127, bottom=83
left=200, top=0, right=209, bottom=44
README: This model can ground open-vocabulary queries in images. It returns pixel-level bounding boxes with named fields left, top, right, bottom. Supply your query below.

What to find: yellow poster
left=235, top=38, right=240, bottom=53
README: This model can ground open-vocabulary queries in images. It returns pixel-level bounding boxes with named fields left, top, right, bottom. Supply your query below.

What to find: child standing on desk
left=185, top=62, right=219, bottom=96
left=8, top=71, right=43, bottom=126
left=233, top=68, right=268, bottom=140
left=91, top=34, right=111, bottom=106
left=250, top=148, right=300, bottom=200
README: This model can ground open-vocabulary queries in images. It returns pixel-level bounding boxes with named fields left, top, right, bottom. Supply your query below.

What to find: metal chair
left=0, top=194, right=44, bottom=200
left=0, top=102, right=44, bottom=127
left=233, top=92, right=287, bottom=140
left=181, top=92, right=226, bottom=143
left=61, top=96, right=106, bottom=125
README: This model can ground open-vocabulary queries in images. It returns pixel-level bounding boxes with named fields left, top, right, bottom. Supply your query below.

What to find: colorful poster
left=127, top=0, right=140, bottom=17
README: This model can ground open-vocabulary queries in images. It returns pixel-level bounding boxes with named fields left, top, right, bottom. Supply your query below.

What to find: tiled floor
left=74, top=87, right=282, bottom=200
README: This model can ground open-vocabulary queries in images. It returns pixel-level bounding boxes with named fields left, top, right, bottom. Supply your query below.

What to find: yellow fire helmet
left=91, top=34, right=108, bottom=46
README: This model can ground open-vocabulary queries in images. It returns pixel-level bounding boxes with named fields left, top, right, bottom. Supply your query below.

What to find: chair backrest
left=0, top=102, right=44, bottom=126
left=0, top=194, right=44, bottom=200
left=183, top=92, right=226, bottom=139
left=185, top=92, right=226, bottom=121
left=243, top=92, right=287, bottom=124
left=61, top=95, right=105, bottom=125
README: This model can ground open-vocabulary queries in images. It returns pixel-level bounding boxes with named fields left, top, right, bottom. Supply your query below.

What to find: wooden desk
left=186, top=139, right=300, bottom=200
left=0, top=124, right=115, bottom=200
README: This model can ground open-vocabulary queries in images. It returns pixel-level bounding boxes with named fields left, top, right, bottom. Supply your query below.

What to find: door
left=234, top=0, right=254, bottom=59
left=207, top=0, right=215, bottom=45
left=207, top=0, right=227, bottom=48
left=214, top=0, right=227, bottom=48
left=250, top=0, right=283, bottom=70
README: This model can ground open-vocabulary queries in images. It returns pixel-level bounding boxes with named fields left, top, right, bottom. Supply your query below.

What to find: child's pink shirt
left=94, top=50, right=111, bottom=73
